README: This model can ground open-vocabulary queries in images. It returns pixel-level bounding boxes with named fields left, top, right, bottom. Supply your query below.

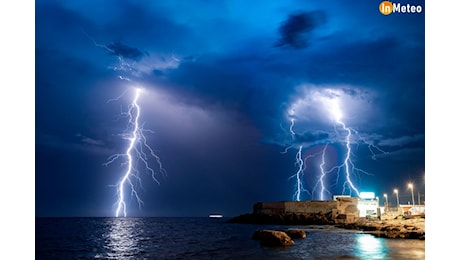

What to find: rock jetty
left=228, top=213, right=425, bottom=240
left=337, top=216, right=425, bottom=240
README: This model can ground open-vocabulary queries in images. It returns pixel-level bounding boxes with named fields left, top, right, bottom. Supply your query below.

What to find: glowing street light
left=394, top=189, right=399, bottom=206
left=408, top=183, right=415, bottom=206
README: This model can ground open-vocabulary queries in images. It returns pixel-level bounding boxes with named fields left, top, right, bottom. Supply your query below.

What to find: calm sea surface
left=36, top=217, right=424, bottom=259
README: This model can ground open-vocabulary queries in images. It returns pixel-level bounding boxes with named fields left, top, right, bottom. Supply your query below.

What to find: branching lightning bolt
left=290, top=144, right=304, bottom=201
left=352, top=129, right=389, bottom=160
left=335, top=115, right=360, bottom=196
left=312, top=144, right=332, bottom=200
left=104, top=88, right=166, bottom=217
left=81, top=29, right=135, bottom=73
left=83, top=29, right=167, bottom=217
left=328, top=99, right=379, bottom=197
left=285, top=119, right=311, bottom=201
left=283, top=90, right=389, bottom=201
left=284, top=117, right=335, bottom=201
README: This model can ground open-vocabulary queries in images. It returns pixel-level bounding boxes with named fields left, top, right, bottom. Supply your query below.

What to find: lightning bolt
left=104, top=88, right=166, bottom=217
left=283, top=89, right=388, bottom=201
left=290, top=145, right=304, bottom=201
left=328, top=98, right=376, bottom=197
left=83, top=30, right=168, bottom=217
left=81, top=29, right=135, bottom=73
left=284, top=119, right=311, bottom=201
left=352, top=130, right=389, bottom=160
left=311, top=144, right=331, bottom=200
left=336, top=115, right=360, bottom=196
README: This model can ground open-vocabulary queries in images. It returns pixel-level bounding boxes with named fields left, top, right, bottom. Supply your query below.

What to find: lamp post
left=394, top=189, right=400, bottom=215
left=393, top=189, right=399, bottom=206
left=408, top=183, right=415, bottom=206
left=383, top=193, right=388, bottom=212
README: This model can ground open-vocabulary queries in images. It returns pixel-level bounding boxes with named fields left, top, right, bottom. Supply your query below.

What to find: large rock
left=252, top=230, right=295, bottom=247
left=285, top=229, right=307, bottom=239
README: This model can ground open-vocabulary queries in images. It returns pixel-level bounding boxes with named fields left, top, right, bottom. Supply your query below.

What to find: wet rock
left=285, top=229, right=307, bottom=239
left=252, top=230, right=295, bottom=247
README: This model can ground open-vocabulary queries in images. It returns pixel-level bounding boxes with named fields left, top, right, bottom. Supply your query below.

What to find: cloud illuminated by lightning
left=82, top=29, right=180, bottom=77
left=104, top=88, right=166, bottom=217
left=282, top=87, right=387, bottom=200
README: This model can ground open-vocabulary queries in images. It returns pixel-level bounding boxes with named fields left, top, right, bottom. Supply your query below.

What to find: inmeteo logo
left=379, top=1, right=423, bottom=15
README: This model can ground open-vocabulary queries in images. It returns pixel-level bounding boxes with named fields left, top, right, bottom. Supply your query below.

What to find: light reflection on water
left=355, top=234, right=387, bottom=259
left=36, top=218, right=424, bottom=259
left=384, top=238, right=426, bottom=260
left=267, top=226, right=424, bottom=260
left=103, top=218, right=142, bottom=259
left=353, top=234, right=425, bottom=260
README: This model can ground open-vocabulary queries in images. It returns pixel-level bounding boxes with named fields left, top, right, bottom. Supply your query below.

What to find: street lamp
left=394, top=189, right=399, bottom=206
left=408, top=183, right=415, bottom=206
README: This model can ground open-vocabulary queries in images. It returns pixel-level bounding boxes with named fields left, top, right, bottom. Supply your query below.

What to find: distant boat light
left=209, top=214, right=223, bottom=218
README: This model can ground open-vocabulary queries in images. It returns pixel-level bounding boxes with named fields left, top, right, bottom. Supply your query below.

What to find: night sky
left=35, top=0, right=426, bottom=218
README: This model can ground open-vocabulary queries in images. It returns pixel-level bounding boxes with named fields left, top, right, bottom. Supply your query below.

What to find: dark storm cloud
left=153, top=69, right=165, bottom=76
left=164, top=54, right=262, bottom=110
left=35, top=2, right=92, bottom=36
left=295, top=131, right=329, bottom=144
left=163, top=31, right=422, bottom=142
left=269, top=33, right=423, bottom=135
left=340, top=88, right=361, bottom=98
left=97, top=1, right=200, bottom=54
left=106, top=42, right=146, bottom=61
left=374, top=147, right=425, bottom=161
left=270, top=36, right=404, bottom=86
left=378, top=134, right=425, bottom=147
left=274, top=11, right=326, bottom=49
left=35, top=0, right=425, bottom=217
left=76, top=133, right=105, bottom=146
left=36, top=132, right=112, bottom=156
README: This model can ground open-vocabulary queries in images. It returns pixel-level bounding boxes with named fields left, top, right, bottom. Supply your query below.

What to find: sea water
left=36, top=217, right=425, bottom=259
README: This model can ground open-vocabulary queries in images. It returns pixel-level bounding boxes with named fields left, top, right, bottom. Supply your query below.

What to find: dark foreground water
left=36, top=217, right=424, bottom=259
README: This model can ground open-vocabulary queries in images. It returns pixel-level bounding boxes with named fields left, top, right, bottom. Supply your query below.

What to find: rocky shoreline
left=336, top=216, right=425, bottom=240
left=228, top=213, right=425, bottom=240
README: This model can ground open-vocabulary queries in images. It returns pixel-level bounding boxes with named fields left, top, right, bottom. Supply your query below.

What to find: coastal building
left=253, top=196, right=360, bottom=224
left=252, top=192, right=386, bottom=223
left=355, top=192, right=380, bottom=218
